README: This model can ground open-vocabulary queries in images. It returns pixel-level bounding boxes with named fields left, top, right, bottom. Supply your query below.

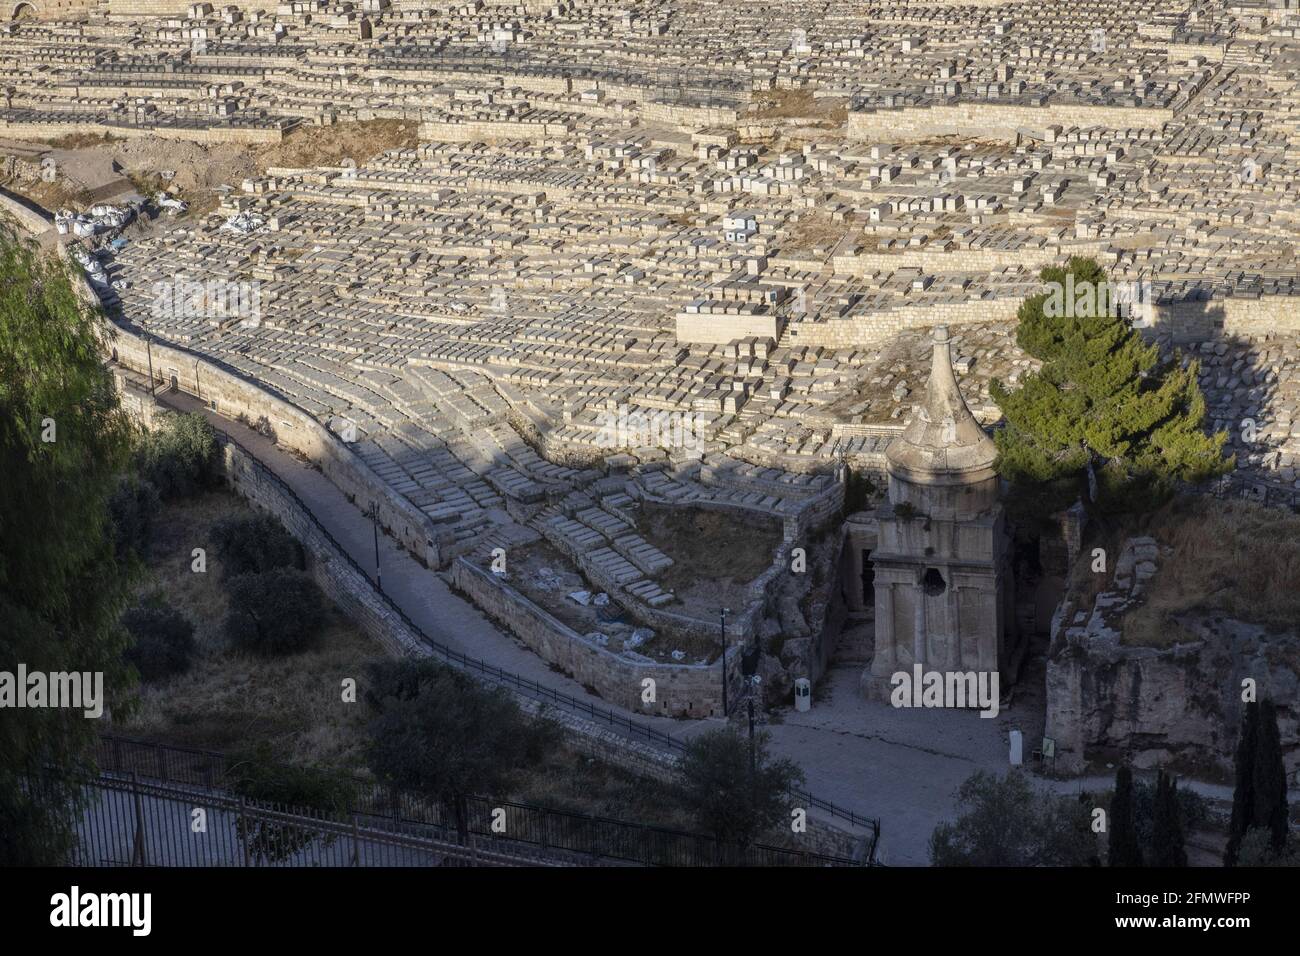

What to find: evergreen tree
left=363, top=658, right=557, bottom=845
left=1225, top=701, right=1260, bottom=866
left=0, top=227, right=137, bottom=863
left=990, top=257, right=1230, bottom=526
left=1108, top=765, right=1144, bottom=866
left=1252, top=701, right=1289, bottom=855
left=679, top=727, right=806, bottom=855
left=929, top=770, right=1098, bottom=866
left=1150, top=771, right=1187, bottom=867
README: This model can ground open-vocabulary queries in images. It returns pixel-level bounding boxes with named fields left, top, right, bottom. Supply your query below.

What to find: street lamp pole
left=747, top=695, right=756, bottom=773
left=142, top=317, right=155, bottom=396
left=720, top=607, right=729, bottom=716
left=370, top=501, right=382, bottom=594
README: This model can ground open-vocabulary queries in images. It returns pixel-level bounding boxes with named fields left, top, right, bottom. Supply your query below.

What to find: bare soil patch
left=640, top=501, right=782, bottom=605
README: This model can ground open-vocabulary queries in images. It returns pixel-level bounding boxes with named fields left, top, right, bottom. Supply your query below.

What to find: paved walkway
left=762, top=663, right=1016, bottom=865
left=159, top=388, right=716, bottom=748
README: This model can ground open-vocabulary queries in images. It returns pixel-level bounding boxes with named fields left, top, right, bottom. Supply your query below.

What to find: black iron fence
left=95, top=735, right=869, bottom=867
left=70, top=772, right=565, bottom=868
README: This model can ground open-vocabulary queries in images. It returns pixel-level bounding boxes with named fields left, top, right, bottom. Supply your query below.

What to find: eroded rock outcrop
left=1046, top=537, right=1299, bottom=776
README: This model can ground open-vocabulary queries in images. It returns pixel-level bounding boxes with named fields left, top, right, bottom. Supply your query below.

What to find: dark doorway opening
left=860, top=549, right=875, bottom=606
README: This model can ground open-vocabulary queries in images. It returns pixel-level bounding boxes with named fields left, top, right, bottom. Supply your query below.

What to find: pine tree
left=990, top=257, right=1231, bottom=527
left=1225, top=701, right=1260, bottom=866
left=1108, top=765, right=1144, bottom=866
left=1252, top=701, right=1289, bottom=855
left=1150, top=771, right=1188, bottom=867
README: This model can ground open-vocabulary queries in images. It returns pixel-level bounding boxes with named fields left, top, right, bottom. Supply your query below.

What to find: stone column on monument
left=871, top=584, right=895, bottom=678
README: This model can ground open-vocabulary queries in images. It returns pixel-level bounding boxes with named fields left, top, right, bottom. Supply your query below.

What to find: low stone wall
left=0, top=187, right=55, bottom=235
left=831, top=245, right=1076, bottom=277
left=451, top=557, right=734, bottom=719
left=790, top=285, right=1300, bottom=351
left=0, top=120, right=286, bottom=146
left=222, top=438, right=431, bottom=659
left=847, top=102, right=1175, bottom=142
left=103, top=322, right=451, bottom=569
left=790, top=295, right=1023, bottom=348
left=675, top=311, right=783, bottom=346
left=1150, top=294, right=1300, bottom=346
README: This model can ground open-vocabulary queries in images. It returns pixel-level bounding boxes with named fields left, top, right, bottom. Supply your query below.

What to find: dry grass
left=114, top=489, right=378, bottom=769
left=752, top=90, right=847, bottom=125
left=640, top=501, right=782, bottom=623
left=110, top=496, right=753, bottom=835
left=1119, top=496, right=1300, bottom=646
left=781, top=211, right=855, bottom=254
left=514, top=743, right=696, bottom=829
left=256, top=119, right=419, bottom=170
left=0, top=175, right=93, bottom=212
left=9, top=120, right=417, bottom=223
left=39, top=131, right=124, bottom=149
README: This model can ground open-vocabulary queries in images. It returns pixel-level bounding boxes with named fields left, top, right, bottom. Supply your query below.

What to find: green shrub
left=228, top=743, right=356, bottom=863
left=1235, top=827, right=1300, bottom=867
left=677, top=727, right=805, bottom=851
left=122, top=600, right=196, bottom=681
left=223, top=568, right=325, bottom=656
left=210, top=513, right=303, bottom=580
left=136, top=412, right=219, bottom=499
left=108, top=475, right=160, bottom=560
left=363, top=658, right=554, bottom=843
left=929, top=770, right=1099, bottom=866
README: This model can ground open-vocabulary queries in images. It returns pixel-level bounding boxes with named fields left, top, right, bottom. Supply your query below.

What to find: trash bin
left=794, top=677, right=811, bottom=712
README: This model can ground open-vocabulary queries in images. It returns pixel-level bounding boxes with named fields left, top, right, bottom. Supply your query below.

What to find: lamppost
left=719, top=606, right=730, bottom=716
left=747, top=677, right=760, bottom=774
left=141, top=316, right=156, bottom=396
left=369, top=501, right=382, bottom=595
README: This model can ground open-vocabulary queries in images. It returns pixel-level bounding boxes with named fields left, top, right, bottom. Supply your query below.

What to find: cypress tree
left=1252, top=701, right=1289, bottom=854
left=1225, top=701, right=1260, bottom=866
left=1108, top=765, right=1143, bottom=866
left=1150, top=771, right=1187, bottom=867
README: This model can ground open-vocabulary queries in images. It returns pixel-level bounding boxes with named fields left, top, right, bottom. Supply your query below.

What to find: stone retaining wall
left=847, top=102, right=1175, bottom=142
left=103, top=322, right=451, bottom=569
left=790, top=287, right=1300, bottom=351
left=0, top=187, right=55, bottom=235
left=452, top=557, right=736, bottom=718
left=0, top=120, right=286, bottom=145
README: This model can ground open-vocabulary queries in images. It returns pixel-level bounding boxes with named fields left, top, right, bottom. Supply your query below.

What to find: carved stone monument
left=862, top=326, right=1019, bottom=702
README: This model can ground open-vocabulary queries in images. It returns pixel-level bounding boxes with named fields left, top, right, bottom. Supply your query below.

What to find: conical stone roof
left=886, top=325, right=998, bottom=486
